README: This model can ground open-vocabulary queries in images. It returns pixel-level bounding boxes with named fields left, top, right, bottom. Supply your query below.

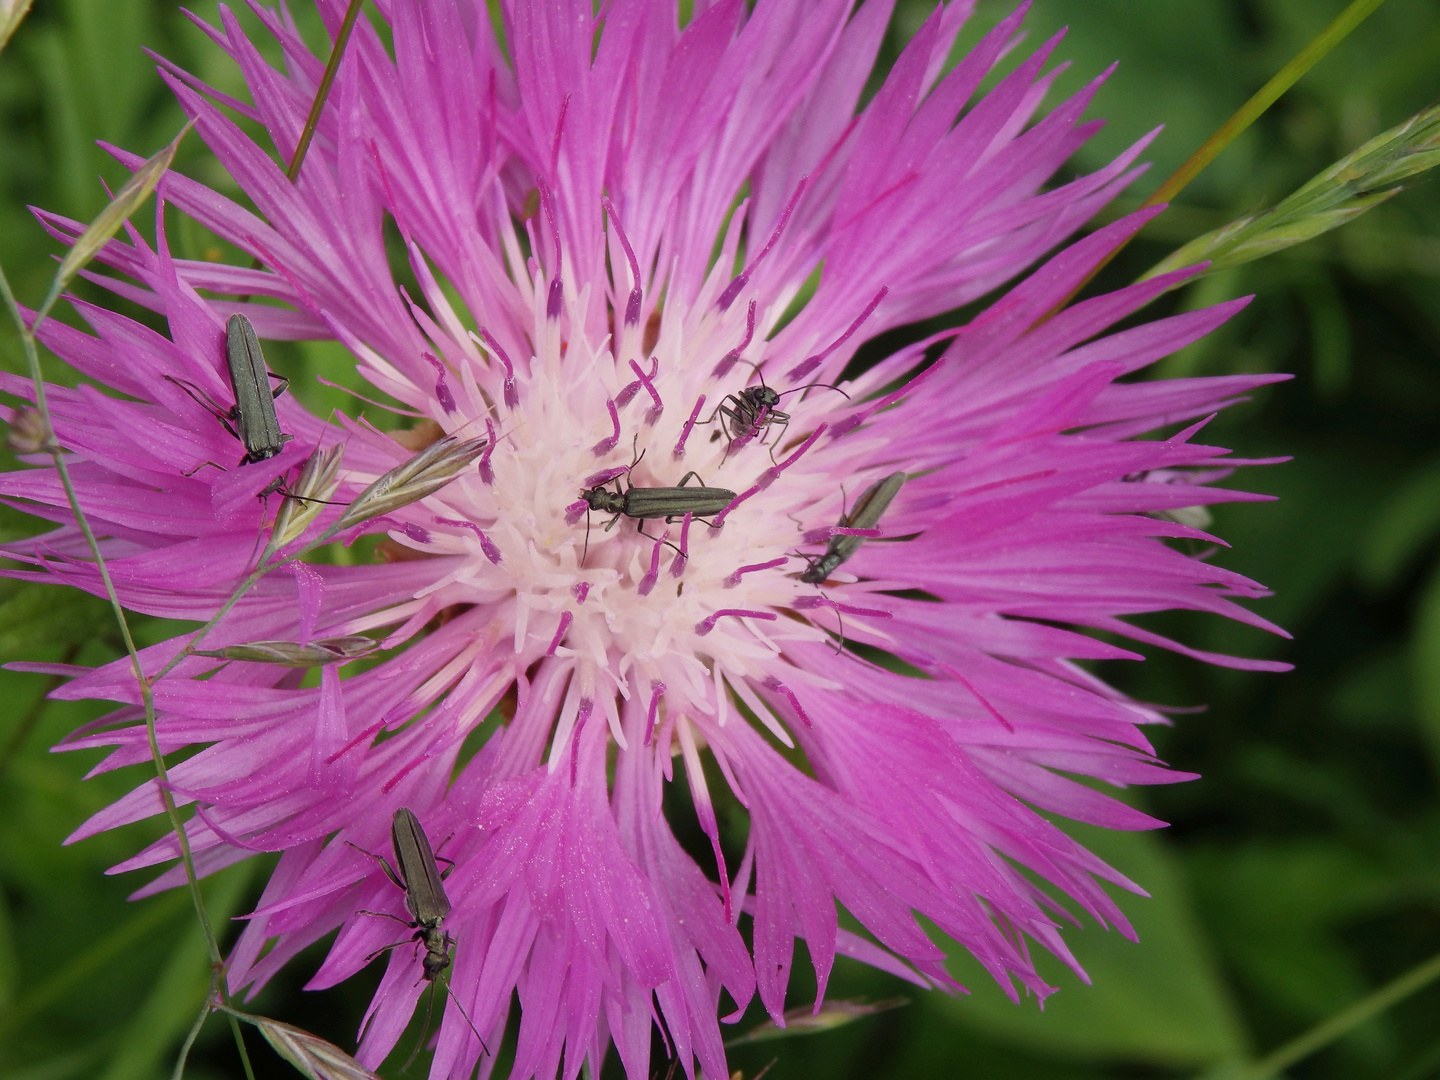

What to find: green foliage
left=2, top=1, right=1440, bottom=1079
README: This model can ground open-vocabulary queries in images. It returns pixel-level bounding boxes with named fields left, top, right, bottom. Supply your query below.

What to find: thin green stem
left=0, top=260, right=254, bottom=1080
left=1143, top=0, right=1390, bottom=211
left=1236, top=948, right=1440, bottom=1079
left=1043, top=0, right=1389, bottom=318
left=288, top=0, right=366, bottom=182
left=172, top=970, right=220, bottom=1080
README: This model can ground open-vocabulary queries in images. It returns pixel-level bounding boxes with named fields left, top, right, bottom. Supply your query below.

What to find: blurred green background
left=3, top=1, right=1440, bottom=1078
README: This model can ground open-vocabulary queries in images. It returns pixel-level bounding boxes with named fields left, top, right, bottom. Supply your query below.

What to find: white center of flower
left=375, top=258, right=896, bottom=755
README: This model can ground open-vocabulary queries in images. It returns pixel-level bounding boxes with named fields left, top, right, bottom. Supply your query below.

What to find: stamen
left=786, top=285, right=888, bottom=381
left=546, top=611, right=573, bottom=656
left=755, top=424, right=826, bottom=491
left=939, top=663, right=1015, bottom=733
left=725, top=557, right=787, bottom=588
left=564, top=499, right=589, bottom=525
left=421, top=352, right=457, bottom=413
left=801, top=525, right=882, bottom=545
left=550, top=93, right=569, bottom=175
left=616, top=356, right=658, bottom=408
left=472, top=328, right=519, bottom=410
left=717, top=178, right=809, bottom=311
left=638, top=530, right=668, bottom=596
left=711, top=300, right=757, bottom=379
left=673, top=395, right=706, bottom=459
left=583, top=466, right=629, bottom=488
left=711, top=483, right=760, bottom=529
left=644, top=682, right=666, bottom=745
left=540, top=183, right=564, bottom=319
left=400, top=522, right=431, bottom=544
left=570, top=696, right=591, bottom=785
left=478, top=419, right=497, bottom=485
left=381, top=755, right=426, bottom=794
left=572, top=581, right=590, bottom=604
left=762, top=675, right=812, bottom=728
left=435, top=516, right=502, bottom=564
left=829, top=350, right=947, bottom=439
left=628, top=357, right=663, bottom=420
left=329, top=719, right=387, bottom=763
left=591, top=399, right=622, bottom=456
left=602, top=195, right=643, bottom=326
left=793, top=596, right=893, bottom=618
left=695, top=609, right=777, bottom=636
left=669, top=513, right=691, bottom=577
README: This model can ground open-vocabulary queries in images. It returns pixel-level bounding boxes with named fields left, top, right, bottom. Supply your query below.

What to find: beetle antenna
left=442, top=978, right=491, bottom=1057
left=776, top=380, right=850, bottom=401
left=401, top=981, right=439, bottom=1073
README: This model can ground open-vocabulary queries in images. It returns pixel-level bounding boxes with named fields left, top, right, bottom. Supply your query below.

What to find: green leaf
left=96, top=862, right=253, bottom=1080
left=1411, top=560, right=1440, bottom=768
left=1359, top=457, right=1440, bottom=590
left=1187, top=840, right=1392, bottom=1043
left=929, top=827, right=1246, bottom=1068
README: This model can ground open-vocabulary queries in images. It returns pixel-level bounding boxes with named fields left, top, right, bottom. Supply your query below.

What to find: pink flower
left=2, top=1, right=1290, bottom=1077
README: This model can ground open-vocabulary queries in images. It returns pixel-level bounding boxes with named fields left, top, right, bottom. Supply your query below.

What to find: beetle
left=355, top=807, right=456, bottom=980
left=167, top=314, right=294, bottom=489
left=352, top=807, right=489, bottom=1058
left=706, top=364, right=848, bottom=462
left=581, top=471, right=737, bottom=527
left=576, top=452, right=736, bottom=565
left=800, top=471, right=906, bottom=584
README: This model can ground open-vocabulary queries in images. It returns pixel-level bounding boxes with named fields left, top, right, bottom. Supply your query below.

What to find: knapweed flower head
left=1, top=1, right=1291, bottom=1077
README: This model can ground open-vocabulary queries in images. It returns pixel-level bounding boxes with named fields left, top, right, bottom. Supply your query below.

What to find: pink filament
left=787, top=286, right=889, bottom=381
left=638, top=531, right=668, bottom=596
left=644, top=682, right=666, bottom=745
left=475, top=327, right=519, bottom=410
left=669, top=513, right=691, bottom=578
left=591, top=399, right=622, bottom=456
left=712, top=300, right=758, bottom=379
left=762, top=675, right=813, bottom=728
left=673, top=395, right=706, bottom=458
left=717, top=178, right=809, bottom=310
left=434, top=517, right=502, bottom=564
left=725, top=557, right=788, bottom=588
left=546, top=611, right=573, bottom=656
left=478, top=419, right=497, bottom=484
left=602, top=196, right=643, bottom=326
left=695, top=609, right=777, bottom=636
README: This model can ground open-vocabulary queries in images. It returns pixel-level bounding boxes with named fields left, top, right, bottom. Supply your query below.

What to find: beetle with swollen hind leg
left=166, top=313, right=294, bottom=495
left=350, top=807, right=490, bottom=1060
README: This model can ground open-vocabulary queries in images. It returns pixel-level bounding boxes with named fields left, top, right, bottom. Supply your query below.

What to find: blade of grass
left=287, top=0, right=366, bottom=182
left=1043, top=0, right=1390, bottom=318
left=0, top=890, right=190, bottom=1037
left=239, top=0, right=364, bottom=293
left=1231, top=948, right=1440, bottom=1079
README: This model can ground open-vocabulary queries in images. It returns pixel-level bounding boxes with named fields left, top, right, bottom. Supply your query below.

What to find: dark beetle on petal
left=167, top=314, right=294, bottom=466
left=351, top=808, right=489, bottom=1058
left=800, top=471, right=906, bottom=584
